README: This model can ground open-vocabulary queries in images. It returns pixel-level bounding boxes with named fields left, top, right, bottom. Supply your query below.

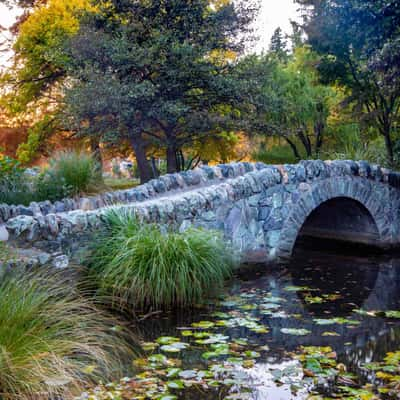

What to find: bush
left=0, top=154, right=35, bottom=206
left=89, top=209, right=236, bottom=310
left=252, top=142, right=304, bottom=165
left=0, top=267, right=129, bottom=399
left=47, top=150, right=103, bottom=196
left=34, top=169, right=72, bottom=202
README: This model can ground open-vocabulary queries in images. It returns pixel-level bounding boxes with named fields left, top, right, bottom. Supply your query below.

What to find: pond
left=84, top=240, right=400, bottom=400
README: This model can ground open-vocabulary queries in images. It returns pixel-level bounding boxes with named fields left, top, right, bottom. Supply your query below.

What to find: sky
left=0, top=0, right=300, bottom=57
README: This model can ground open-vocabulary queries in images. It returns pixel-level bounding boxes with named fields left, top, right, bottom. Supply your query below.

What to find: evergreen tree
left=269, top=27, right=288, bottom=61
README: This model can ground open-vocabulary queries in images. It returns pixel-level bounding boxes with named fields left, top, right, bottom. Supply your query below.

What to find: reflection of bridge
left=238, top=253, right=400, bottom=383
left=5, top=160, right=400, bottom=263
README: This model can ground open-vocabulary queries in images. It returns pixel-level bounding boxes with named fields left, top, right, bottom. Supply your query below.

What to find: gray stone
left=3, top=160, right=400, bottom=264
left=0, top=225, right=9, bottom=241
left=52, top=254, right=69, bottom=269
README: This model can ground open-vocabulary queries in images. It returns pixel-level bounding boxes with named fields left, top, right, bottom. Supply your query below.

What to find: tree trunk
left=382, top=125, right=394, bottom=166
left=129, top=136, right=152, bottom=183
left=284, top=137, right=301, bottom=160
left=150, top=156, right=160, bottom=178
left=297, top=131, right=312, bottom=157
left=89, top=136, right=103, bottom=168
left=314, top=120, right=325, bottom=154
left=166, top=142, right=179, bottom=173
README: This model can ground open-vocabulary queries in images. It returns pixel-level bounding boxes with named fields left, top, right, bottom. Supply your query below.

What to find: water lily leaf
left=195, top=334, right=229, bottom=345
left=304, top=295, right=325, bottom=304
left=191, top=321, right=215, bottom=329
left=193, top=331, right=211, bottom=339
left=202, top=351, right=218, bottom=360
left=384, top=351, right=400, bottom=365
left=166, top=368, right=181, bottom=378
left=178, top=370, right=197, bottom=379
left=322, top=331, right=341, bottom=337
left=384, top=310, right=400, bottom=318
left=281, top=328, right=311, bottom=336
left=263, top=296, right=285, bottom=303
left=284, top=285, right=317, bottom=292
left=148, top=354, right=168, bottom=364
left=141, top=342, right=159, bottom=351
left=242, top=359, right=255, bottom=368
left=250, top=326, right=269, bottom=333
left=243, top=350, right=261, bottom=358
left=305, top=358, right=323, bottom=374
left=160, top=396, right=178, bottom=400
left=322, top=293, right=342, bottom=301
left=167, top=379, right=185, bottom=389
left=260, top=303, right=281, bottom=310
left=314, top=318, right=360, bottom=325
left=161, top=342, right=189, bottom=353
left=211, top=311, right=230, bottom=319
left=156, top=336, right=180, bottom=345
left=240, top=304, right=257, bottom=310
left=227, top=357, right=244, bottom=364
left=234, top=338, right=248, bottom=346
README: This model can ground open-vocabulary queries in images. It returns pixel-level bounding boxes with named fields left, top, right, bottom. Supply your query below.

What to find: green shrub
left=0, top=267, right=130, bottom=399
left=34, top=169, right=72, bottom=202
left=47, top=150, right=103, bottom=196
left=252, top=144, right=303, bottom=165
left=89, top=209, right=236, bottom=310
left=0, top=154, right=35, bottom=206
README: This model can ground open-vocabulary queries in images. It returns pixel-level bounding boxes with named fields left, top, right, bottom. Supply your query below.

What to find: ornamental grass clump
left=0, top=267, right=130, bottom=400
left=45, top=150, right=103, bottom=196
left=90, top=208, right=236, bottom=310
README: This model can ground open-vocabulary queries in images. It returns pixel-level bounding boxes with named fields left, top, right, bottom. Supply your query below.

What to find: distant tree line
left=0, top=0, right=399, bottom=181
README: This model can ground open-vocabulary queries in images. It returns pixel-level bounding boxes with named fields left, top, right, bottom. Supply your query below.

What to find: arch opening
left=295, top=197, right=381, bottom=250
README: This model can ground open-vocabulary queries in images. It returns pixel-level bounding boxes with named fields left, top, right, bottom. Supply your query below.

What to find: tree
left=62, top=0, right=258, bottom=182
left=296, top=0, right=400, bottom=164
left=269, top=27, right=288, bottom=62
left=239, top=47, right=336, bottom=159
left=0, top=0, right=95, bottom=163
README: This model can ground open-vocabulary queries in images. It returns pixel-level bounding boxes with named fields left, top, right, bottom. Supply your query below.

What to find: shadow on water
left=131, top=237, right=400, bottom=399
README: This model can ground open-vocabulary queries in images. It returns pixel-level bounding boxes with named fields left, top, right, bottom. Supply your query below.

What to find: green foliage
left=269, top=27, right=288, bottom=62
left=0, top=266, right=129, bottom=399
left=0, top=0, right=93, bottom=115
left=240, top=47, right=338, bottom=160
left=45, top=150, right=103, bottom=197
left=16, top=116, right=56, bottom=164
left=0, top=151, right=103, bottom=206
left=89, top=209, right=236, bottom=310
left=62, top=0, right=258, bottom=181
left=0, top=154, right=34, bottom=206
left=253, top=144, right=303, bottom=165
left=322, top=124, right=389, bottom=166
left=297, top=0, right=400, bottom=163
left=103, top=177, right=138, bottom=192
left=34, top=170, right=72, bottom=203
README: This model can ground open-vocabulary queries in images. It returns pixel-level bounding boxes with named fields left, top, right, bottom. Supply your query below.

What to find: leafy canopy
left=296, top=0, right=400, bottom=163
left=62, top=0, right=258, bottom=180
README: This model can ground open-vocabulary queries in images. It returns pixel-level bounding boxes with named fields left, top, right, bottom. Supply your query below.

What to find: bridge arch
left=273, top=177, right=392, bottom=260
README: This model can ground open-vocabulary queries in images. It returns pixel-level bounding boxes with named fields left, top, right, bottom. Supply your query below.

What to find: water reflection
left=134, top=242, right=400, bottom=399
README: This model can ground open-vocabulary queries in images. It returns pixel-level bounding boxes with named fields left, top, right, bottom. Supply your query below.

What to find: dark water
left=132, top=241, right=400, bottom=399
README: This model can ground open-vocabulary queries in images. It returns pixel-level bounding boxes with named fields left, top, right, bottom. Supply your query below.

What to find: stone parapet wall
left=0, top=162, right=264, bottom=224
left=5, top=159, right=400, bottom=264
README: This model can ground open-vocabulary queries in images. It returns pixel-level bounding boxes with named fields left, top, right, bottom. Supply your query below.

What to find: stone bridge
left=3, top=160, right=400, bottom=265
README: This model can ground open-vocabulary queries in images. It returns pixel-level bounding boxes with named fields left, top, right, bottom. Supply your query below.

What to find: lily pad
left=281, top=328, right=311, bottom=336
